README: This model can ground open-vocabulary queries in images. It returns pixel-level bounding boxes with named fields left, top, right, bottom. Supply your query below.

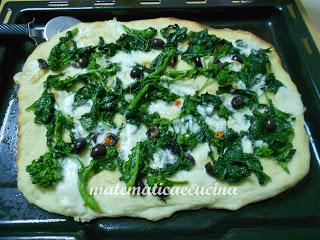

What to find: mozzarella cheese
left=54, top=90, right=92, bottom=119
left=118, top=124, right=147, bottom=161
left=148, top=100, right=182, bottom=120
left=170, top=115, right=200, bottom=135
left=151, top=148, right=177, bottom=169
left=219, top=55, right=242, bottom=72
left=109, top=50, right=160, bottom=87
left=55, top=159, right=86, bottom=215
left=275, top=86, right=304, bottom=116
left=227, top=108, right=252, bottom=133
left=241, top=135, right=253, bottom=153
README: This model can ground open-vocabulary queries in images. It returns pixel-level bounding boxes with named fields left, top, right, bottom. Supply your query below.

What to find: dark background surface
left=0, top=0, right=319, bottom=239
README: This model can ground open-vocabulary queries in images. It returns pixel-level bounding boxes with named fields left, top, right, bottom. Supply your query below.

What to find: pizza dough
left=14, top=18, right=310, bottom=221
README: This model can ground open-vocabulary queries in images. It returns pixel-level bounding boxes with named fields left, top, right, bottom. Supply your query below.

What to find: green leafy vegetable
left=213, top=144, right=271, bottom=185
left=160, top=24, right=187, bottom=47
left=26, top=90, right=55, bottom=125
left=182, top=29, right=238, bottom=64
left=249, top=103, right=296, bottom=171
left=116, top=25, right=157, bottom=52
left=26, top=152, right=62, bottom=188
left=48, top=29, right=79, bottom=71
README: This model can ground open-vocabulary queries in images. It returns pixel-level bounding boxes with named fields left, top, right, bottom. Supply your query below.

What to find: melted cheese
left=250, top=74, right=265, bottom=96
left=148, top=100, right=182, bottom=120
left=110, top=50, right=160, bottom=87
left=275, top=86, right=304, bottom=116
left=241, top=136, right=253, bottom=153
left=170, top=115, right=200, bottom=135
left=54, top=90, right=92, bottom=119
left=219, top=55, right=242, bottom=72
left=119, top=124, right=147, bottom=161
left=197, top=104, right=226, bottom=132
left=228, top=108, right=252, bottom=133
left=151, top=149, right=177, bottom=169
left=55, top=159, right=86, bottom=215
left=222, top=94, right=235, bottom=111
left=73, top=120, right=89, bottom=139
left=205, top=114, right=227, bottom=132
left=232, top=39, right=260, bottom=56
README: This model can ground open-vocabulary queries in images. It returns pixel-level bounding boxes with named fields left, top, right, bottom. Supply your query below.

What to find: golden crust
left=14, top=17, right=310, bottom=221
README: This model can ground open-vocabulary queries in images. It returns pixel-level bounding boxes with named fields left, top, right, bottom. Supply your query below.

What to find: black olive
left=150, top=38, right=165, bottom=49
left=231, top=54, right=243, bottom=64
left=90, top=144, right=106, bottom=158
left=170, top=54, right=178, bottom=67
left=185, top=154, right=195, bottom=166
left=231, top=96, right=244, bottom=110
left=205, top=162, right=215, bottom=177
left=104, top=133, right=118, bottom=146
left=194, top=56, right=203, bottom=68
left=265, top=117, right=277, bottom=132
left=147, top=126, right=160, bottom=138
left=130, top=68, right=144, bottom=79
left=132, top=177, right=146, bottom=196
left=78, top=57, right=89, bottom=68
left=72, top=138, right=87, bottom=154
left=38, top=59, right=48, bottom=69
left=166, top=140, right=180, bottom=155
left=71, top=57, right=88, bottom=68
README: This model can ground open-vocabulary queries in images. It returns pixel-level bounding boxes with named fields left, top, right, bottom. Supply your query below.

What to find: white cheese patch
left=168, top=81, right=198, bottom=96
left=232, top=39, right=261, bottom=56
left=54, top=90, right=92, bottom=119
left=54, top=91, right=75, bottom=116
left=170, top=115, right=200, bottom=135
left=55, top=159, right=86, bottom=215
left=227, top=108, right=252, bottom=133
left=197, top=104, right=214, bottom=116
left=205, top=114, right=227, bottom=132
left=119, top=124, right=147, bottom=161
left=219, top=55, right=242, bottom=72
left=275, top=86, right=304, bottom=116
left=191, top=142, right=211, bottom=166
left=73, top=120, right=89, bottom=139
left=148, top=100, right=182, bottom=120
left=105, top=19, right=126, bottom=42
left=233, top=80, right=246, bottom=90
left=151, top=149, right=177, bottom=169
left=110, top=50, right=160, bottom=87
left=64, top=66, right=88, bottom=76
left=254, top=140, right=264, bottom=147
left=197, top=104, right=227, bottom=132
left=222, top=94, right=235, bottom=111
left=250, top=74, right=266, bottom=96
left=241, top=136, right=253, bottom=153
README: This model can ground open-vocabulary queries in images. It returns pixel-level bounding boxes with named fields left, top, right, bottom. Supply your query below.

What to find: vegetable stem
left=78, top=162, right=100, bottom=211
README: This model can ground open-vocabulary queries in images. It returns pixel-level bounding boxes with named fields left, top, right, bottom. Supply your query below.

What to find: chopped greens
left=116, top=25, right=157, bottom=52
left=26, top=23, right=299, bottom=211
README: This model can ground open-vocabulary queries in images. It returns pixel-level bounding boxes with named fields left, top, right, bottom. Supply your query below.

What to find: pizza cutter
left=0, top=16, right=81, bottom=45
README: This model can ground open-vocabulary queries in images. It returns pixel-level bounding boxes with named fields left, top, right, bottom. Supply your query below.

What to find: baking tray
left=0, top=0, right=320, bottom=239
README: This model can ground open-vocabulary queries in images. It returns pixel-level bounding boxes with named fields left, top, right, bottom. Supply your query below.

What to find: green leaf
left=116, top=25, right=157, bottom=52
left=26, top=152, right=62, bottom=188
left=48, top=28, right=79, bottom=71
left=160, top=24, right=187, bottom=47
left=26, top=90, right=55, bottom=125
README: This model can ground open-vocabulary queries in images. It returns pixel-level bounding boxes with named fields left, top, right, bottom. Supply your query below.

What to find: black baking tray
left=0, top=0, right=320, bottom=239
